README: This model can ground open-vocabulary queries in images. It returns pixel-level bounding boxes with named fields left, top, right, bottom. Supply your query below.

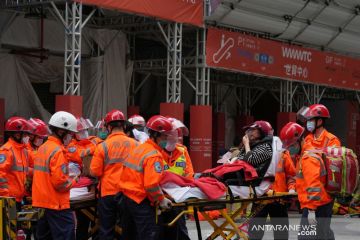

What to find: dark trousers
left=299, top=201, right=335, bottom=240
left=36, top=209, right=75, bottom=240
left=248, top=202, right=289, bottom=240
left=98, top=195, right=118, bottom=240
left=76, top=210, right=91, bottom=240
left=162, top=209, right=191, bottom=240
left=123, top=196, right=161, bottom=240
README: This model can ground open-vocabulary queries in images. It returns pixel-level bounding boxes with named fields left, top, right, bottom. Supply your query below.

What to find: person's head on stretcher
left=236, top=120, right=274, bottom=173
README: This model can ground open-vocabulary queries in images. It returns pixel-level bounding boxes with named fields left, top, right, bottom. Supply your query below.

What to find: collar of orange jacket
left=107, top=131, right=126, bottom=139
left=8, top=138, right=27, bottom=149
left=47, top=136, right=63, bottom=146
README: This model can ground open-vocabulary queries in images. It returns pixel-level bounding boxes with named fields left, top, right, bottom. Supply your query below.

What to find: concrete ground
left=187, top=212, right=360, bottom=240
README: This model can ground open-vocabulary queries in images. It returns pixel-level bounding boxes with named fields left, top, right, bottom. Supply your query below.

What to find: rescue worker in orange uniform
left=27, top=118, right=49, bottom=152
left=281, top=122, right=334, bottom=240
left=162, top=117, right=193, bottom=240
left=90, top=109, right=138, bottom=239
left=302, top=104, right=341, bottom=152
left=119, top=115, right=175, bottom=240
left=32, top=111, right=79, bottom=240
left=66, top=117, right=102, bottom=240
left=0, top=117, right=32, bottom=207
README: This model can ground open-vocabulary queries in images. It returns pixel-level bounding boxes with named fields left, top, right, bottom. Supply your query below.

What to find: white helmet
left=49, top=111, right=78, bottom=133
left=128, top=114, right=146, bottom=127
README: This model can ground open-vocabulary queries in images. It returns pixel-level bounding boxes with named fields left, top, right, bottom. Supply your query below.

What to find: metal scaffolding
left=196, top=29, right=210, bottom=105
left=280, top=81, right=298, bottom=112
left=165, top=23, right=183, bottom=103
left=50, top=1, right=94, bottom=95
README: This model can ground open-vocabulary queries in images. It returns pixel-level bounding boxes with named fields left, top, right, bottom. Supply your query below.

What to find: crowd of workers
left=0, top=103, right=359, bottom=240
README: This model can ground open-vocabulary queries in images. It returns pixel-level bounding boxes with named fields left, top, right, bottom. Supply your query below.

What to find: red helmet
left=5, top=117, right=31, bottom=132
left=280, top=122, right=305, bottom=148
left=104, top=110, right=125, bottom=125
left=29, top=118, right=49, bottom=137
left=305, top=104, right=330, bottom=119
left=146, top=115, right=173, bottom=133
left=244, top=120, right=273, bottom=136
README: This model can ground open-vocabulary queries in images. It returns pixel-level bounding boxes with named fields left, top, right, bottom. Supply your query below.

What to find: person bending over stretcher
left=236, top=121, right=273, bottom=181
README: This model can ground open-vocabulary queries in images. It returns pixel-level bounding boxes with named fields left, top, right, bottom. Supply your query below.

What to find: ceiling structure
left=207, top=0, right=360, bottom=57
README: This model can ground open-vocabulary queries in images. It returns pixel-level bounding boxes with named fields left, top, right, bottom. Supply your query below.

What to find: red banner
left=206, top=28, right=360, bottom=91
left=79, top=0, right=203, bottom=27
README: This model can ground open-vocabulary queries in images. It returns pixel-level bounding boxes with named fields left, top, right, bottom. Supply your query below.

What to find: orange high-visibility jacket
left=303, top=129, right=341, bottom=152
left=25, top=143, right=36, bottom=176
left=32, top=136, right=76, bottom=210
left=272, top=150, right=296, bottom=192
left=119, top=139, right=166, bottom=204
left=164, top=144, right=194, bottom=179
left=0, top=138, right=29, bottom=202
left=296, top=151, right=332, bottom=210
left=67, top=136, right=102, bottom=165
left=90, top=132, right=138, bottom=197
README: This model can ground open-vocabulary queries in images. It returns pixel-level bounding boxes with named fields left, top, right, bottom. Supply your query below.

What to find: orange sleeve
left=283, top=152, right=296, bottom=190
left=0, top=149, right=12, bottom=196
left=302, top=156, right=328, bottom=210
left=89, top=144, right=104, bottom=177
left=143, top=155, right=165, bottom=203
left=184, top=147, right=194, bottom=179
left=49, top=150, right=76, bottom=192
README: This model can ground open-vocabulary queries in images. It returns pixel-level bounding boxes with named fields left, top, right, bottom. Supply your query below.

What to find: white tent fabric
left=0, top=13, right=132, bottom=123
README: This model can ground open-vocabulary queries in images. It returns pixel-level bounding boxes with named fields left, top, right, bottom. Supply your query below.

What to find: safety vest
left=164, top=146, right=186, bottom=177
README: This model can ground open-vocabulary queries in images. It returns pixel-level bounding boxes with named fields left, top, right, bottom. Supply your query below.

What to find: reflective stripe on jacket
left=119, top=139, right=165, bottom=204
left=32, top=136, right=76, bottom=210
left=164, top=144, right=194, bottom=179
left=0, top=138, right=29, bottom=201
left=90, top=132, right=138, bottom=197
left=296, top=151, right=332, bottom=210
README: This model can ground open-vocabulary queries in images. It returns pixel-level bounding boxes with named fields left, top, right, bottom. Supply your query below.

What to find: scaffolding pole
left=280, top=80, right=298, bottom=112
left=196, top=29, right=210, bottom=105
left=165, top=22, right=182, bottom=103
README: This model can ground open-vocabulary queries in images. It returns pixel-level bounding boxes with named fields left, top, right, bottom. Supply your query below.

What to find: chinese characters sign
left=206, top=27, right=360, bottom=90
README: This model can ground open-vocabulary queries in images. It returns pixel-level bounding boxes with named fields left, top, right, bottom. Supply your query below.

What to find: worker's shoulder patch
left=154, top=161, right=162, bottom=173
left=0, top=154, right=6, bottom=164
left=68, top=147, right=77, bottom=153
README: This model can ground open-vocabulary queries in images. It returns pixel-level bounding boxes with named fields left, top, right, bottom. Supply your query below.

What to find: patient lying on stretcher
left=161, top=122, right=283, bottom=202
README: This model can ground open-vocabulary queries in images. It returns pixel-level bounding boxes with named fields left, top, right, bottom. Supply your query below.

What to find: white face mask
left=306, top=120, right=316, bottom=132
left=33, top=138, right=44, bottom=147
left=63, top=133, right=73, bottom=146
left=22, top=136, right=30, bottom=144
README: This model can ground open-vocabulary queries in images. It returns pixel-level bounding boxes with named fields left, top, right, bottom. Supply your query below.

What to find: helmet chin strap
left=12, top=132, right=24, bottom=144
left=315, top=118, right=324, bottom=130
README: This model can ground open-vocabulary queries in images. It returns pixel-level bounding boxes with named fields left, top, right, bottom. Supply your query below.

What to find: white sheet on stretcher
left=162, top=180, right=271, bottom=203
left=70, top=187, right=95, bottom=201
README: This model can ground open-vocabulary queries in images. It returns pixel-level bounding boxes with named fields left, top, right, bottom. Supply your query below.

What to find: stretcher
left=163, top=191, right=297, bottom=240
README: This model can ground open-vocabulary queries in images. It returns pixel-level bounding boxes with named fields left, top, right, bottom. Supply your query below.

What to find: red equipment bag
left=321, top=147, right=359, bottom=197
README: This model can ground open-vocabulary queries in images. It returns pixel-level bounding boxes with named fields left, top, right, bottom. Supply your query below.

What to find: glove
left=289, top=189, right=296, bottom=194
left=307, top=209, right=317, bottom=225
left=159, top=197, right=172, bottom=210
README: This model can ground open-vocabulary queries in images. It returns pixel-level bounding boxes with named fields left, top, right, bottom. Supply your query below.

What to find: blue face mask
left=159, top=140, right=167, bottom=149
left=306, top=120, right=316, bottom=132
left=98, top=131, right=108, bottom=140
left=288, top=144, right=300, bottom=156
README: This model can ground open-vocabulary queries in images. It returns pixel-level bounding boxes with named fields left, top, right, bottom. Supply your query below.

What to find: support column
left=55, top=95, right=83, bottom=117
left=277, top=80, right=297, bottom=134
left=212, top=112, right=225, bottom=166
left=346, top=101, right=359, bottom=151
left=0, top=98, right=4, bottom=145
left=190, top=105, right=212, bottom=172
left=160, top=103, right=184, bottom=122
left=166, top=22, right=182, bottom=103
left=190, top=28, right=212, bottom=171
left=63, top=1, right=82, bottom=95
